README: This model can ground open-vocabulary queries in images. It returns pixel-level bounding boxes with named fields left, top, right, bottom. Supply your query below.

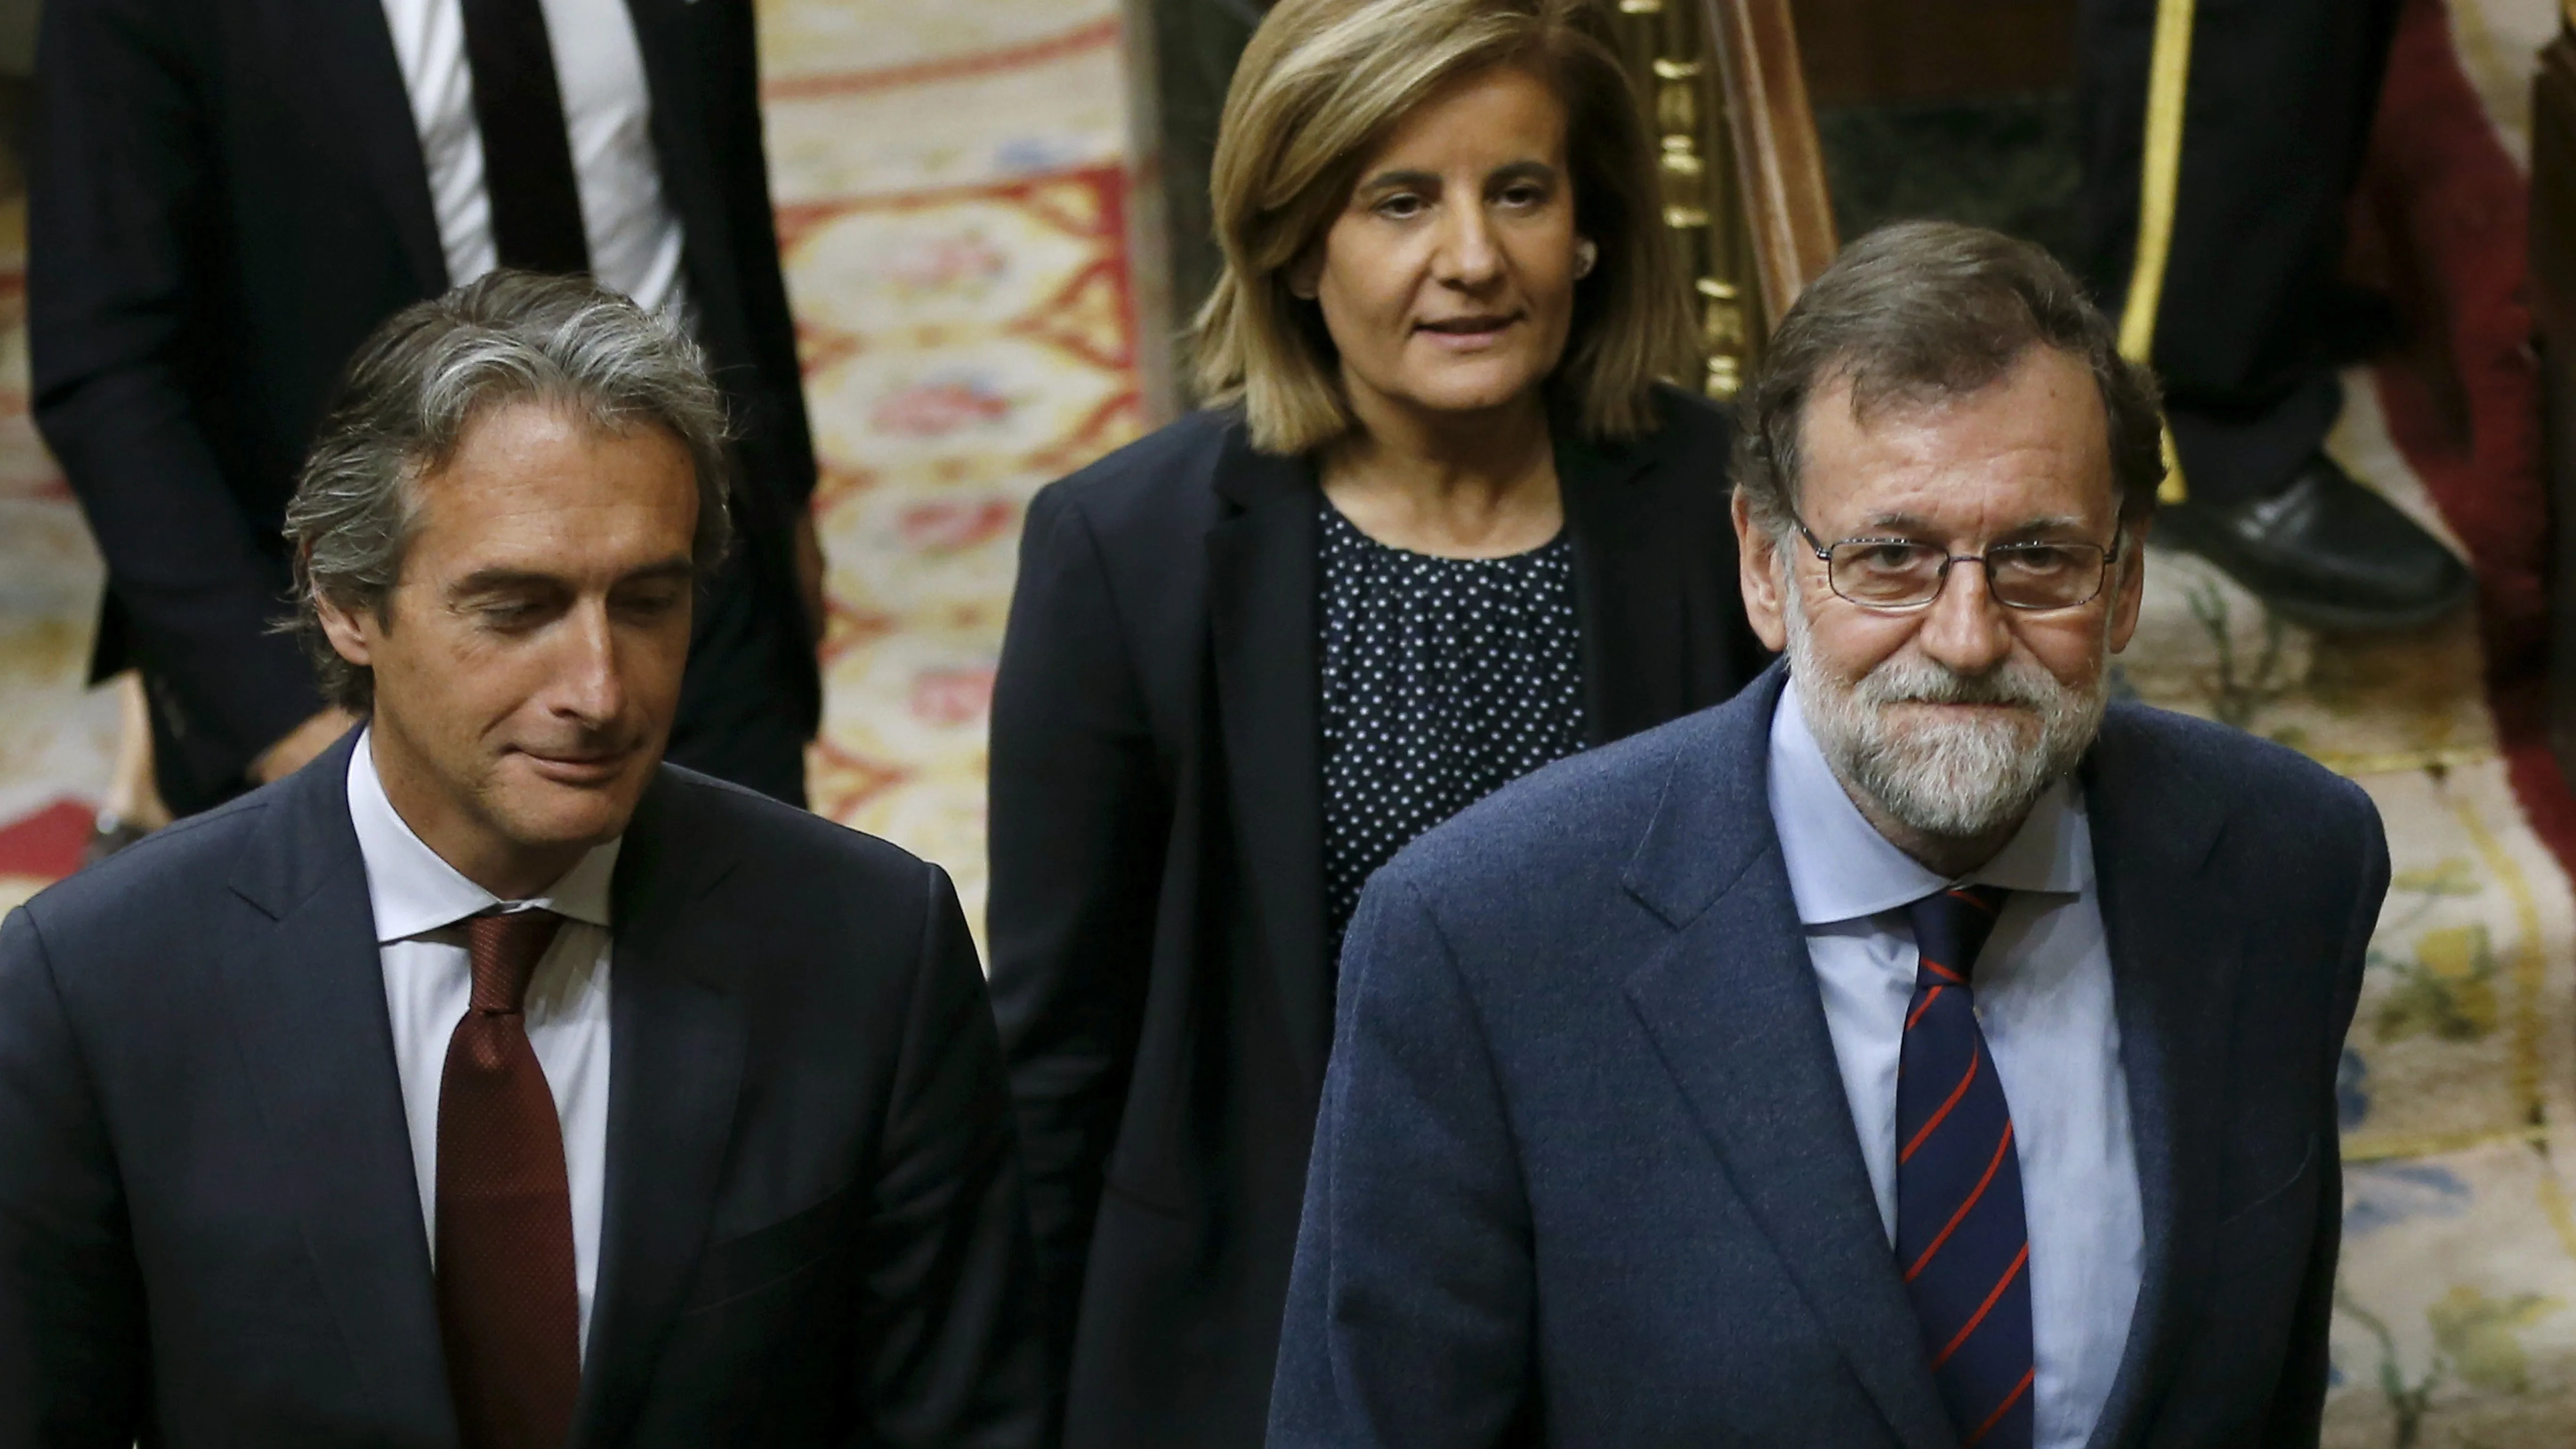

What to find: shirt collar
left=1765, top=683, right=2092, bottom=927
left=347, top=728, right=620, bottom=943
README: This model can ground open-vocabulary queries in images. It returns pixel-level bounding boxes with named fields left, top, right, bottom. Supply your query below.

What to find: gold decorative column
left=1611, top=0, right=1758, bottom=400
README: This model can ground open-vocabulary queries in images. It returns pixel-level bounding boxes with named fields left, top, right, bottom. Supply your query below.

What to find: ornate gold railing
left=1610, top=0, right=1839, bottom=399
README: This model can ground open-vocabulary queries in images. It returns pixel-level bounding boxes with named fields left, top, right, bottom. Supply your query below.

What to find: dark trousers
left=2077, top=0, right=2403, bottom=507
left=143, top=545, right=810, bottom=813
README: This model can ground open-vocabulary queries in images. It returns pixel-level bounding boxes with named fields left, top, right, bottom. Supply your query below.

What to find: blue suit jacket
left=1269, top=666, right=2388, bottom=1449
left=0, top=732, right=1045, bottom=1448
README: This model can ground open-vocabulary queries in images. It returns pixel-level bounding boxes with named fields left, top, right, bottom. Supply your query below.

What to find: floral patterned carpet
left=756, top=0, right=1145, bottom=932
left=0, top=0, right=2572, bottom=1440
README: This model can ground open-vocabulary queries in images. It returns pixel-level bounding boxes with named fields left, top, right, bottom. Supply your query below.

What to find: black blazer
left=28, top=0, right=820, bottom=794
left=0, top=733, right=1045, bottom=1448
left=985, top=389, right=1768, bottom=1449
left=1272, top=665, right=2386, bottom=1446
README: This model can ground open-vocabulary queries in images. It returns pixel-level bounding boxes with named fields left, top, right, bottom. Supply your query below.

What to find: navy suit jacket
left=1269, top=666, right=2388, bottom=1449
left=0, top=733, right=1044, bottom=1448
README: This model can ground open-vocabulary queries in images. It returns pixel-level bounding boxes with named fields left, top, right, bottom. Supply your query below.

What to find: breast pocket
left=676, top=1182, right=857, bottom=1317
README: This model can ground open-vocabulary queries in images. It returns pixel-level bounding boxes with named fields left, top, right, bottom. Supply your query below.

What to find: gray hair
left=1731, top=220, right=2165, bottom=539
left=282, top=270, right=735, bottom=712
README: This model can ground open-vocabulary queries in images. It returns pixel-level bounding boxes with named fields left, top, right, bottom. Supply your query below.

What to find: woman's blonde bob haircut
left=1191, top=0, right=1695, bottom=456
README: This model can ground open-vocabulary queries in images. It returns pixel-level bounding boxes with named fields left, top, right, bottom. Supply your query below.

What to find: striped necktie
left=1897, top=885, right=2035, bottom=1449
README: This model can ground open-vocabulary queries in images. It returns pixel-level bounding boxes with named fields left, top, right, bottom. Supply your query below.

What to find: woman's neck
left=1321, top=387, right=1562, bottom=558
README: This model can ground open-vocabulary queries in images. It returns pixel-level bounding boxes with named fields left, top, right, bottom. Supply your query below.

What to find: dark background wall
left=1794, top=0, right=2071, bottom=106
left=1799, top=0, right=2084, bottom=267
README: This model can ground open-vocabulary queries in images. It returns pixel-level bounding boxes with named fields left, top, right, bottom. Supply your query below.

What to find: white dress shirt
left=377, top=0, right=690, bottom=314
left=1766, top=687, right=2144, bottom=1449
left=347, top=730, right=617, bottom=1358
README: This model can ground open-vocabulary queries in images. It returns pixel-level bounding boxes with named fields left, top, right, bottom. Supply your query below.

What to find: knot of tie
left=463, top=909, right=564, bottom=1017
left=1904, top=885, right=2010, bottom=994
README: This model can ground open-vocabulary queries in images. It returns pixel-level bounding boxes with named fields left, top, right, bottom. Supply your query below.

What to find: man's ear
left=314, top=590, right=378, bottom=669
left=1733, top=491, right=1789, bottom=652
left=2106, top=510, right=2151, bottom=654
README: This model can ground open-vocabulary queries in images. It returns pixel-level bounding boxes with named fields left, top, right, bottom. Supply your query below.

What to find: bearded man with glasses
left=1268, top=220, right=2389, bottom=1449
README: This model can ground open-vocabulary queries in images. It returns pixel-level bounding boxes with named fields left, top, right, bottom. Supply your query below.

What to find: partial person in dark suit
left=1272, top=222, right=2388, bottom=1448
left=31, top=0, right=825, bottom=814
left=2077, top=0, right=2468, bottom=630
left=986, top=1, right=1768, bottom=1443
left=0, top=275, right=1042, bottom=1449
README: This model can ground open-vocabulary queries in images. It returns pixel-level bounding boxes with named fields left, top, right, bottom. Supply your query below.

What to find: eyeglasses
left=1793, top=519, right=2122, bottom=612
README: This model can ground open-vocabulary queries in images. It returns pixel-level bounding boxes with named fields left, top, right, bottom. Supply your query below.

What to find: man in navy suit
left=1270, top=222, right=2388, bottom=1449
left=0, top=275, right=1044, bottom=1448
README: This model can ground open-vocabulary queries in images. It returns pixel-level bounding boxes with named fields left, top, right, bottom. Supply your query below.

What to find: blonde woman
left=987, top=1, right=1765, bottom=1441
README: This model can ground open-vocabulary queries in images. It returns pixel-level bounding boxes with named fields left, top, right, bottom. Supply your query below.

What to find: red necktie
left=436, top=909, right=581, bottom=1449
left=1896, top=885, right=2035, bottom=1449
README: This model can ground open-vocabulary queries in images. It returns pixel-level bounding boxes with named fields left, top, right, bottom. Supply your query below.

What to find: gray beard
left=1783, top=585, right=2110, bottom=842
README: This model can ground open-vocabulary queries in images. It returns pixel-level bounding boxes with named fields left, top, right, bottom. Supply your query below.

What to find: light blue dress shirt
left=1766, top=688, right=2144, bottom=1449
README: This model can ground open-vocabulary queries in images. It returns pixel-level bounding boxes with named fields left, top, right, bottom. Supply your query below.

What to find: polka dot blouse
left=1319, top=499, right=1588, bottom=945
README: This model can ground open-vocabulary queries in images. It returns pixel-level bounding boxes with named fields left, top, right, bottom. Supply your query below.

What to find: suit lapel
left=291, top=0, right=447, bottom=291
left=217, top=733, right=460, bottom=1446
left=2078, top=709, right=2236, bottom=1449
left=1558, top=425, right=1696, bottom=745
left=1205, top=428, right=1332, bottom=1091
left=1618, top=669, right=1956, bottom=1449
left=571, top=771, right=749, bottom=1448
